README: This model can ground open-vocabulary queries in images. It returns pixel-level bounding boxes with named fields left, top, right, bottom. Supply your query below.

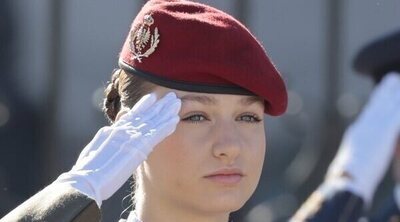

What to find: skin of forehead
left=152, top=85, right=264, bottom=108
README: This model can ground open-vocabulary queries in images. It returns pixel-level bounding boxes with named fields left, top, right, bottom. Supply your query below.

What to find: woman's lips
left=204, top=168, right=244, bottom=185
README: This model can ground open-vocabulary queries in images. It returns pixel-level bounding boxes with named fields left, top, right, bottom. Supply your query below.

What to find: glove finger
left=114, top=93, right=157, bottom=127
left=134, top=116, right=180, bottom=155
left=131, top=93, right=158, bottom=114
left=148, top=99, right=181, bottom=126
left=114, top=107, right=130, bottom=123
left=126, top=123, right=147, bottom=135
left=94, top=148, right=147, bottom=200
left=75, top=126, right=113, bottom=163
left=155, top=115, right=180, bottom=138
left=134, top=92, right=177, bottom=125
left=75, top=128, right=132, bottom=170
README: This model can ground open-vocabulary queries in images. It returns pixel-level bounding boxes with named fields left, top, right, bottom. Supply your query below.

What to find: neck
left=134, top=190, right=230, bottom=222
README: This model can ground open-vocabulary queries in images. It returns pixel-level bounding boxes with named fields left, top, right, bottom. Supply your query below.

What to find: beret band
left=119, top=59, right=254, bottom=96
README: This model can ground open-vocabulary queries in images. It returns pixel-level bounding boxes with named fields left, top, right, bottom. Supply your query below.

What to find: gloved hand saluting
left=325, top=72, right=400, bottom=205
left=54, top=92, right=181, bottom=207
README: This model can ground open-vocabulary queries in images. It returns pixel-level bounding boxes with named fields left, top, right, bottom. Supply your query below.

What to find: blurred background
left=0, top=0, right=399, bottom=221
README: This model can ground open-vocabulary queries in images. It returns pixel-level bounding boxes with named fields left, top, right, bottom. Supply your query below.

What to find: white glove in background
left=395, top=184, right=400, bottom=210
left=54, top=92, right=181, bottom=207
left=325, top=72, right=400, bottom=205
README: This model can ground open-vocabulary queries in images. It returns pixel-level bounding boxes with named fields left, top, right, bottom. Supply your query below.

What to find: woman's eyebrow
left=180, top=95, right=217, bottom=105
left=239, top=96, right=264, bottom=106
left=179, top=94, right=263, bottom=106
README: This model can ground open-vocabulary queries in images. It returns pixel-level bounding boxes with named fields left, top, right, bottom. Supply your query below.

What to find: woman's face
left=138, top=86, right=266, bottom=214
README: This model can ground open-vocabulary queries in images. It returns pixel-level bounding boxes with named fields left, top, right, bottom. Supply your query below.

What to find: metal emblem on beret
left=130, top=14, right=160, bottom=63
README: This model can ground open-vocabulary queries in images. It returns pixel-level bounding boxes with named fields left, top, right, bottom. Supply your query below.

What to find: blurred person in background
left=0, top=0, right=400, bottom=221
left=291, top=30, right=400, bottom=222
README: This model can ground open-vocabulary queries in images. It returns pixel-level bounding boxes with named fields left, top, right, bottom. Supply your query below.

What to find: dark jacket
left=0, top=183, right=100, bottom=222
left=2, top=183, right=400, bottom=222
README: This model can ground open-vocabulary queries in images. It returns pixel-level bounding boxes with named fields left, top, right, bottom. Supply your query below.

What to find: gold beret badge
left=129, top=14, right=160, bottom=63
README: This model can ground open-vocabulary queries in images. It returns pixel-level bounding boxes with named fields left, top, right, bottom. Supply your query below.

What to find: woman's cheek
left=176, top=121, right=211, bottom=134
left=174, top=122, right=212, bottom=147
left=241, top=125, right=266, bottom=156
left=239, top=123, right=265, bottom=139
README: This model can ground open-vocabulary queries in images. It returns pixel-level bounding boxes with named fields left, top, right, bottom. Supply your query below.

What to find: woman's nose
left=211, top=123, right=242, bottom=164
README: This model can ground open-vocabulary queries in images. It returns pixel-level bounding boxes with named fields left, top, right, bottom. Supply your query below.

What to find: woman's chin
left=199, top=194, right=249, bottom=214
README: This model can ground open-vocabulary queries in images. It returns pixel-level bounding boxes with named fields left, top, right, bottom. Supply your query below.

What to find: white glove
left=54, top=92, right=181, bottom=207
left=325, top=72, right=400, bottom=205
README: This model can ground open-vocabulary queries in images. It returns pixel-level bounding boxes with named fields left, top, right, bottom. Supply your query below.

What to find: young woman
left=2, top=0, right=287, bottom=221
left=3, top=1, right=400, bottom=222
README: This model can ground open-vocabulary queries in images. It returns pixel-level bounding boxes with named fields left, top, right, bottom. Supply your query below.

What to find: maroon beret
left=119, top=0, right=287, bottom=115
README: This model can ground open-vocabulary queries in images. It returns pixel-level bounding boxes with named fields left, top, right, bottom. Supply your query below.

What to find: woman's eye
left=238, top=114, right=262, bottom=123
left=181, top=114, right=207, bottom=123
